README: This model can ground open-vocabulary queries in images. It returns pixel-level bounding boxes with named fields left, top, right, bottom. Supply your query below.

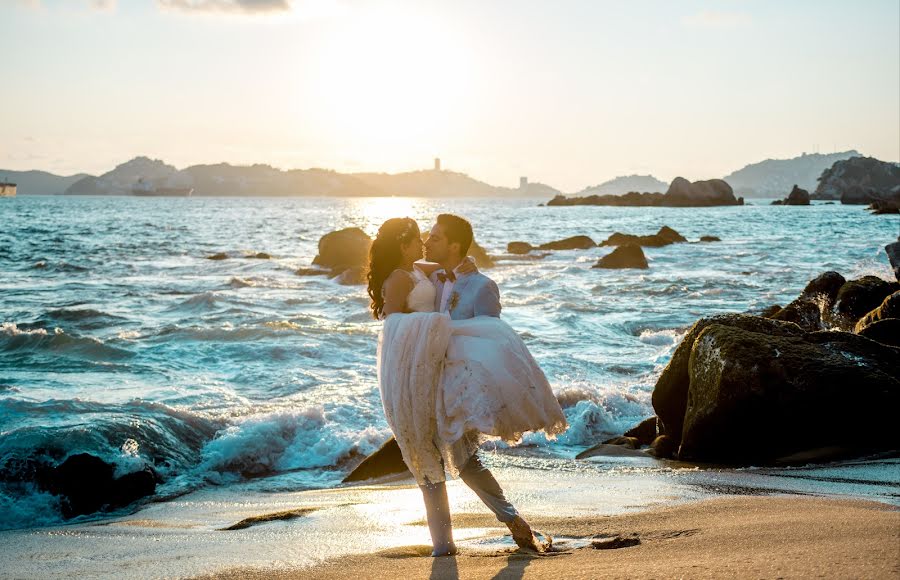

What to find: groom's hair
left=437, top=214, right=473, bottom=256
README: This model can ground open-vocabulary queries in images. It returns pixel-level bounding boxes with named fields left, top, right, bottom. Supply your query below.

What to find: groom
left=422, top=213, right=544, bottom=555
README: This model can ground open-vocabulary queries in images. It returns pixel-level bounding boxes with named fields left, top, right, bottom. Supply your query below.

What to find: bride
left=367, top=216, right=567, bottom=556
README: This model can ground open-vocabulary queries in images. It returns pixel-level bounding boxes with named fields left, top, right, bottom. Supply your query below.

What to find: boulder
left=295, top=267, right=329, bottom=276
left=312, top=228, right=372, bottom=271
left=575, top=443, right=647, bottom=459
left=778, top=185, right=811, bottom=206
left=858, top=319, right=900, bottom=348
left=651, top=314, right=805, bottom=441
left=868, top=200, right=900, bottom=214
left=248, top=252, right=271, bottom=259
left=886, top=241, right=900, bottom=282
left=507, top=242, right=533, bottom=255
left=592, top=244, right=648, bottom=269
left=206, top=252, right=229, bottom=260
left=678, top=324, right=900, bottom=464
left=623, top=416, right=658, bottom=446
left=545, top=178, right=741, bottom=207
left=600, top=226, right=686, bottom=248
left=38, top=453, right=158, bottom=519
left=699, top=236, right=721, bottom=242
left=468, top=240, right=495, bottom=269
left=647, top=435, right=678, bottom=458
left=333, top=265, right=366, bottom=286
left=833, top=276, right=900, bottom=329
left=342, top=437, right=410, bottom=482
left=537, top=235, right=597, bottom=251
left=771, top=271, right=847, bottom=331
left=854, top=291, right=900, bottom=333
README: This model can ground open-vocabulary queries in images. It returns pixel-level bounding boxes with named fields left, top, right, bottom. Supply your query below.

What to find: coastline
left=2, top=454, right=897, bottom=579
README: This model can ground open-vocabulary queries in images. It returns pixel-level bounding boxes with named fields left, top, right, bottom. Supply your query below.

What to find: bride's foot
left=506, top=516, right=550, bottom=553
left=431, top=544, right=458, bottom=557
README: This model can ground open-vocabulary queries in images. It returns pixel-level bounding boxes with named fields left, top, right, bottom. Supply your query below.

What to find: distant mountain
left=66, top=156, right=185, bottom=195
left=574, top=174, right=667, bottom=196
left=60, top=156, right=558, bottom=197
left=351, top=169, right=558, bottom=197
left=723, top=151, right=860, bottom=197
left=0, top=169, right=91, bottom=195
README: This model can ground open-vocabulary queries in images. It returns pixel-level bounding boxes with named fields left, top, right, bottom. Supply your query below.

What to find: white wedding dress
left=377, top=268, right=567, bottom=485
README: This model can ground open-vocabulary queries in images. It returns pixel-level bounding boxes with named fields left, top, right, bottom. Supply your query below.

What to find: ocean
left=1, top=195, right=897, bottom=530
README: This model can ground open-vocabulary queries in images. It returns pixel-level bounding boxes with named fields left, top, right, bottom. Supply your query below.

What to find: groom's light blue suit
left=429, top=270, right=501, bottom=318
left=426, top=266, right=518, bottom=524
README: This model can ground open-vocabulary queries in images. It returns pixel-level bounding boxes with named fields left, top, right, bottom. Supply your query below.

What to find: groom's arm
left=473, top=278, right=501, bottom=317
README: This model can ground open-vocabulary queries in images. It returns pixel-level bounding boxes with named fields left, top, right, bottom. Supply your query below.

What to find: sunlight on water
left=0, top=195, right=896, bottom=529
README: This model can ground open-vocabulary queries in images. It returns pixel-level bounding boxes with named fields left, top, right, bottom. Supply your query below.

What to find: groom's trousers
left=458, top=452, right=519, bottom=523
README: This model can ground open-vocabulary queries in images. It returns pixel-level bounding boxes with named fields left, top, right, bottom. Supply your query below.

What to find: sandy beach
left=2, top=455, right=898, bottom=579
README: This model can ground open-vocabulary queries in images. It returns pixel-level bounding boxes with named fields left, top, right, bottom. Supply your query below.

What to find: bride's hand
left=457, top=256, right=478, bottom=275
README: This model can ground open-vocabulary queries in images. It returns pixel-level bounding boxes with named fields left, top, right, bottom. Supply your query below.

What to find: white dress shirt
left=439, top=264, right=463, bottom=312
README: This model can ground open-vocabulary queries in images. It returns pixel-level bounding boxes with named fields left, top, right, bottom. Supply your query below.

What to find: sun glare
left=356, top=196, right=425, bottom=234
left=306, top=8, right=474, bottom=167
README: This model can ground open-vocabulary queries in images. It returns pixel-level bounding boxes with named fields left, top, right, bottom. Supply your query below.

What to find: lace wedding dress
left=377, top=268, right=567, bottom=485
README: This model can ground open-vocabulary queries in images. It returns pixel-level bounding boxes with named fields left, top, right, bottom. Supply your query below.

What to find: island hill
left=2, top=149, right=882, bottom=199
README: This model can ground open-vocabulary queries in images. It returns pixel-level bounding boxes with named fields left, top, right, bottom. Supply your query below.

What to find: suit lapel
left=449, top=274, right=474, bottom=315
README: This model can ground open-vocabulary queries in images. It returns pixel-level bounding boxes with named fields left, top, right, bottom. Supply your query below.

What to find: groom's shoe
left=420, top=482, right=458, bottom=557
left=506, top=515, right=550, bottom=553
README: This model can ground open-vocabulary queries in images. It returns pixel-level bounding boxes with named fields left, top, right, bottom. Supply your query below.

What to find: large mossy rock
left=678, top=325, right=899, bottom=464
left=600, top=226, right=686, bottom=248
left=652, top=314, right=804, bottom=441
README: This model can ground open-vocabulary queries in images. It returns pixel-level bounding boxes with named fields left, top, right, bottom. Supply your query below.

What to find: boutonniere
left=448, top=291, right=460, bottom=311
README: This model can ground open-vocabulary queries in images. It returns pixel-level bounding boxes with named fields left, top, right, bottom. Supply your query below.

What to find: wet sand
left=2, top=456, right=898, bottom=579
left=205, top=496, right=899, bottom=580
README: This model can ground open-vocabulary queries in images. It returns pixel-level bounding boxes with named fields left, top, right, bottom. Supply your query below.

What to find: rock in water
left=678, top=324, right=899, bottom=464
left=592, top=244, right=648, bottom=269
left=699, top=235, right=721, bottom=242
left=537, top=235, right=597, bottom=251
left=313, top=228, right=372, bottom=271
left=342, top=437, right=411, bottom=482
left=468, top=240, right=495, bottom=269
left=775, top=185, right=811, bottom=206
left=623, top=416, right=658, bottom=446
left=600, top=226, right=686, bottom=248
left=507, top=241, right=533, bottom=254
left=886, top=241, right=900, bottom=282
left=37, top=453, right=158, bottom=518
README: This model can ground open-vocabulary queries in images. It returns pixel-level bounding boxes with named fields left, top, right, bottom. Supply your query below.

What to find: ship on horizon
left=132, top=178, right=193, bottom=197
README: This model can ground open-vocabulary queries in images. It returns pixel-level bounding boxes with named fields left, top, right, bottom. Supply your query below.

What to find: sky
left=1, top=0, right=898, bottom=191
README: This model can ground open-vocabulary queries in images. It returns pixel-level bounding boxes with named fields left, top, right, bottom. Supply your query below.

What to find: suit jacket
left=429, top=270, right=501, bottom=320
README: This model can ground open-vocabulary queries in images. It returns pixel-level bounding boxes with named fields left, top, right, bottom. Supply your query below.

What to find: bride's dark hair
left=367, top=217, right=420, bottom=319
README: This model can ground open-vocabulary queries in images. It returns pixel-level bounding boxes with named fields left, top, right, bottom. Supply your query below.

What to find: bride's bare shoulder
left=383, top=269, right=415, bottom=291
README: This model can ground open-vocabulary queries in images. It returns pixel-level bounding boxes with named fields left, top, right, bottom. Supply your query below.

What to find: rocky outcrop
left=36, top=453, right=158, bottom=518
left=868, top=200, right=900, bottom=215
left=600, top=226, right=687, bottom=248
left=813, top=156, right=900, bottom=202
left=832, top=276, right=900, bottom=330
left=854, top=291, right=900, bottom=333
left=507, top=235, right=597, bottom=254
left=592, top=244, right=648, bottom=269
left=886, top=241, right=900, bottom=282
left=547, top=177, right=743, bottom=207
left=650, top=313, right=899, bottom=465
left=858, top=319, right=900, bottom=348
left=723, top=150, right=860, bottom=197
left=771, top=185, right=810, bottom=205
left=771, top=271, right=845, bottom=332
left=699, top=236, right=721, bottom=242
left=342, top=437, right=410, bottom=482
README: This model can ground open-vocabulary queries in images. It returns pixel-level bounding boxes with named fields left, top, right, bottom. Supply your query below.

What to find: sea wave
left=0, top=323, right=134, bottom=361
